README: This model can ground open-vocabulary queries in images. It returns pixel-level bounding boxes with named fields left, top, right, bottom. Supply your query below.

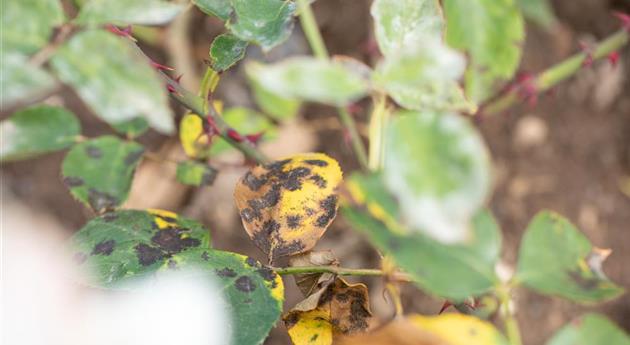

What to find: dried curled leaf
left=289, top=250, right=339, bottom=296
left=234, top=153, right=343, bottom=260
left=284, top=277, right=373, bottom=344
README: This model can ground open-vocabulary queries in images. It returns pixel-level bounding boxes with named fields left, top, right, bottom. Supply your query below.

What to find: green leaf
left=61, top=136, right=145, bottom=213
left=247, top=57, right=369, bottom=106
left=517, top=0, right=556, bottom=28
left=249, top=77, right=300, bottom=121
left=192, top=0, right=232, bottom=20
left=176, top=161, right=218, bottom=187
left=0, top=54, right=56, bottom=108
left=51, top=30, right=174, bottom=134
left=373, top=38, right=475, bottom=112
left=444, top=0, right=525, bottom=102
left=371, top=0, right=444, bottom=57
left=515, top=211, right=624, bottom=303
left=344, top=173, right=500, bottom=300
left=210, top=107, right=276, bottom=156
left=209, top=34, right=248, bottom=72
left=382, top=111, right=492, bottom=243
left=70, top=209, right=211, bottom=284
left=1, top=0, right=65, bottom=55
left=1, top=106, right=80, bottom=161
left=546, top=314, right=630, bottom=345
left=76, top=0, right=184, bottom=26
left=70, top=209, right=284, bottom=345
left=227, top=0, right=296, bottom=51
left=111, top=117, right=150, bottom=139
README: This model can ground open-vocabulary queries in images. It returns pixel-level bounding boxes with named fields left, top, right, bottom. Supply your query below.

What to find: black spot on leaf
left=92, top=239, right=116, bottom=256
left=304, top=159, right=328, bottom=167
left=316, top=195, right=338, bottom=227
left=256, top=267, right=277, bottom=288
left=168, top=259, right=177, bottom=269
left=63, top=176, right=84, bottom=187
left=151, top=228, right=201, bottom=254
left=281, top=167, right=311, bottom=191
left=245, top=257, right=259, bottom=267
left=286, top=215, right=301, bottom=229
left=264, top=159, right=290, bottom=172
left=272, top=240, right=305, bottom=258
left=241, top=208, right=256, bottom=223
left=310, top=334, right=319, bottom=342
left=135, top=243, right=164, bottom=266
left=201, top=251, right=210, bottom=261
left=216, top=267, right=238, bottom=278
left=243, top=171, right=267, bottom=191
left=124, top=149, right=144, bottom=166
left=85, top=146, right=102, bottom=158
left=235, top=275, right=256, bottom=293
left=309, top=175, right=327, bottom=189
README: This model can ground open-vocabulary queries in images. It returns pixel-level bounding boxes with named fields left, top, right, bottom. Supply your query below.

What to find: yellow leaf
left=178, top=101, right=223, bottom=159
left=286, top=308, right=333, bottom=345
left=234, top=153, right=343, bottom=260
left=409, top=313, right=506, bottom=345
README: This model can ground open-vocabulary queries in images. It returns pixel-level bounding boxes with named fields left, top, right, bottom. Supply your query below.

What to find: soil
left=2, top=0, right=629, bottom=344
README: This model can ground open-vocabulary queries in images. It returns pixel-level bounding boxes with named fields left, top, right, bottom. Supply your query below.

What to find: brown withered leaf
left=234, top=153, right=343, bottom=261
left=284, top=277, right=373, bottom=339
left=289, top=250, right=339, bottom=296
left=336, top=318, right=448, bottom=345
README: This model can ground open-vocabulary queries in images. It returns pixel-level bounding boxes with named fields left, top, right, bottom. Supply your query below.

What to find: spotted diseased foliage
left=71, top=210, right=210, bottom=280
left=92, top=239, right=116, bottom=256
left=284, top=277, right=372, bottom=343
left=234, top=153, right=343, bottom=261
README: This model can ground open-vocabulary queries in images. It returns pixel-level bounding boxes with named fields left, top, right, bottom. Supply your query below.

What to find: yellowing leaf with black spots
left=409, top=314, right=509, bottom=345
left=175, top=250, right=285, bottom=345
left=62, top=136, right=144, bottom=213
left=70, top=209, right=284, bottom=345
left=70, top=209, right=210, bottom=284
left=284, top=277, right=372, bottom=341
left=235, top=153, right=343, bottom=260
left=286, top=308, right=333, bottom=345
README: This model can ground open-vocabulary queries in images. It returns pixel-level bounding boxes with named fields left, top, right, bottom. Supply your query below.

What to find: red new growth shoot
left=608, top=51, right=620, bottom=67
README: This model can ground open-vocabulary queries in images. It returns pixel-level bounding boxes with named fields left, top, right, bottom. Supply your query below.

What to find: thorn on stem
left=166, top=84, right=180, bottom=96
left=245, top=132, right=265, bottom=145
left=438, top=301, right=452, bottom=314
left=515, top=73, right=538, bottom=107
left=104, top=24, right=136, bottom=41
left=150, top=61, right=175, bottom=71
left=608, top=51, right=620, bottom=67
left=579, top=41, right=594, bottom=68
left=227, top=128, right=244, bottom=142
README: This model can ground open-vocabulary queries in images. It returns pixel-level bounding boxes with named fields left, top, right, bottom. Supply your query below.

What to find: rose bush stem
left=482, top=29, right=629, bottom=117
left=297, top=0, right=370, bottom=170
